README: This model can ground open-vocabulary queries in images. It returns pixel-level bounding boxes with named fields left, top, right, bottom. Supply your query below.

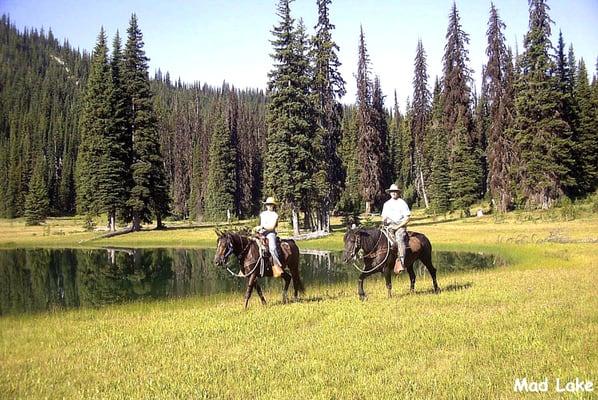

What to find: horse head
left=214, top=230, right=235, bottom=267
left=343, top=227, right=362, bottom=263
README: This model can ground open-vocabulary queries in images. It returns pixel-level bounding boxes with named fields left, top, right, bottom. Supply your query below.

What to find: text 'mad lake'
left=0, top=248, right=505, bottom=316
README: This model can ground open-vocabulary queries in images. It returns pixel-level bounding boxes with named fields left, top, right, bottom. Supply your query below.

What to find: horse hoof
left=359, top=295, right=367, bottom=301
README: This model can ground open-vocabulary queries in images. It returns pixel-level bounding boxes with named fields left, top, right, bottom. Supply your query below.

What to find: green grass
left=1, top=212, right=597, bottom=398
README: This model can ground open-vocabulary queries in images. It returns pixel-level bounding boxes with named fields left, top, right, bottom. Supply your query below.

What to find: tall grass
left=0, top=213, right=597, bottom=398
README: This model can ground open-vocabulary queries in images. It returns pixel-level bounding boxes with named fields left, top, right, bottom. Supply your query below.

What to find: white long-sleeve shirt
left=260, top=210, right=279, bottom=231
left=381, top=198, right=411, bottom=225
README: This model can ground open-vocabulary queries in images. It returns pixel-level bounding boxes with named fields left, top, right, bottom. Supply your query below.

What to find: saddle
left=254, top=234, right=283, bottom=261
left=380, top=226, right=411, bottom=252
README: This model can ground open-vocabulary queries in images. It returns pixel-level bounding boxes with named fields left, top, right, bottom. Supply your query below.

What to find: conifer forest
left=1, top=0, right=596, bottom=232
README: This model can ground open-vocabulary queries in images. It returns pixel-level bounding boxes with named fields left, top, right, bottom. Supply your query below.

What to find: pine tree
left=337, top=106, right=362, bottom=213
left=98, top=31, right=130, bottom=231
left=513, top=0, right=574, bottom=208
left=485, top=3, right=516, bottom=211
left=265, top=1, right=317, bottom=235
left=426, top=77, right=450, bottom=213
left=310, top=0, right=346, bottom=231
left=411, top=39, right=431, bottom=207
left=441, top=2, right=481, bottom=211
left=76, top=27, right=112, bottom=218
left=449, top=117, right=480, bottom=215
left=441, top=3, right=474, bottom=146
left=123, top=14, right=170, bottom=230
left=24, top=155, right=50, bottom=225
left=371, top=76, right=390, bottom=190
left=204, top=116, right=236, bottom=221
left=573, top=60, right=598, bottom=193
left=356, top=26, right=385, bottom=214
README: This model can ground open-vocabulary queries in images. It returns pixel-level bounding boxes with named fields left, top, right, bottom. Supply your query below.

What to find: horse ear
left=215, top=228, right=222, bottom=237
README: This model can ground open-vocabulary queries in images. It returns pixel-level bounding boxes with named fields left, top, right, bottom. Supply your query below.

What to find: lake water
left=0, top=248, right=504, bottom=315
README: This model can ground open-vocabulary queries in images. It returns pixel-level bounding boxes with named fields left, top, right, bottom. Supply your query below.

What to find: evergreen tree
left=204, top=116, right=236, bottom=221
left=356, top=26, right=385, bottom=214
left=76, top=27, right=112, bottom=218
left=265, top=1, right=316, bottom=235
left=485, top=3, right=516, bottom=211
left=441, top=3, right=474, bottom=146
left=24, top=155, right=50, bottom=225
left=411, top=39, right=431, bottom=207
left=513, top=0, right=574, bottom=208
left=386, top=91, right=401, bottom=184
left=573, top=60, right=598, bottom=193
left=449, top=117, right=480, bottom=215
left=441, top=2, right=481, bottom=210
left=310, top=0, right=346, bottom=231
left=427, top=77, right=451, bottom=213
left=98, top=31, right=130, bottom=231
left=337, top=106, right=362, bottom=213
left=123, top=14, right=170, bottom=229
left=371, top=76, right=390, bottom=190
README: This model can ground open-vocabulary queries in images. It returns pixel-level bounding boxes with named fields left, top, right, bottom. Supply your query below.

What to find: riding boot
left=394, top=256, right=405, bottom=274
left=272, top=262, right=284, bottom=278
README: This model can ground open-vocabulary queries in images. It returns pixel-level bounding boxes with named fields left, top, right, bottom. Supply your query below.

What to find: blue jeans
left=266, top=232, right=282, bottom=266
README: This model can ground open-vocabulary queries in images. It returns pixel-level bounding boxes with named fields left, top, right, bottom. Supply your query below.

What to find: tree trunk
left=365, top=201, right=371, bottom=216
left=156, top=212, right=163, bottom=230
left=108, top=211, right=116, bottom=232
left=132, top=214, right=141, bottom=231
left=291, top=208, right=300, bottom=236
left=419, top=167, right=429, bottom=208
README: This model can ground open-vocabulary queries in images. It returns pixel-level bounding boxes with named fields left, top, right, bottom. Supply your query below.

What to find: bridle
left=218, top=234, right=264, bottom=278
left=347, top=228, right=392, bottom=274
left=346, top=230, right=362, bottom=260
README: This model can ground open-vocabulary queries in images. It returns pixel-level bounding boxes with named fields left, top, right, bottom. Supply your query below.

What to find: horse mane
left=347, top=227, right=382, bottom=253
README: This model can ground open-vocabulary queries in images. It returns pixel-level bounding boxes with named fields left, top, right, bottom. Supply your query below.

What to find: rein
left=350, top=229, right=392, bottom=274
left=222, top=235, right=265, bottom=278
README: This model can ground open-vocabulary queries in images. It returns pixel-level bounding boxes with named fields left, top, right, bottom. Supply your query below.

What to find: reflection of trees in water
left=0, top=249, right=502, bottom=315
left=0, top=249, right=79, bottom=315
left=77, top=249, right=174, bottom=308
left=168, top=249, right=244, bottom=297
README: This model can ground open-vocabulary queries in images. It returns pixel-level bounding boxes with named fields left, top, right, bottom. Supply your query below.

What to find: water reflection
left=0, top=248, right=503, bottom=315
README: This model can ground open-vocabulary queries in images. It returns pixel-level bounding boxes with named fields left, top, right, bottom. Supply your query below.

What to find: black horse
left=343, top=227, right=440, bottom=300
left=214, top=230, right=304, bottom=308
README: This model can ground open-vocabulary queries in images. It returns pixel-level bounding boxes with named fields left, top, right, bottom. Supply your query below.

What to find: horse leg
left=244, top=274, right=257, bottom=309
left=406, top=264, right=416, bottom=293
left=281, top=271, right=291, bottom=304
left=255, top=283, right=267, bottom=305
left=358, top=273, right=368, bottom=301
left=421, top=252, right=441, bottom=293
left=384, top=266, right=392, bottom=298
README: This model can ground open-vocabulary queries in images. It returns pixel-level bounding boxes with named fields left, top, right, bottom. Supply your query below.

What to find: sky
left=2, top=0, right=597, bottom=110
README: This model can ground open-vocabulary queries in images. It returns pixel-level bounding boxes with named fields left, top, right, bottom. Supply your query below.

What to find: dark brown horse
left=343, top=227, right=440, bottom=300
left=214, top=230, right=304, bottom=308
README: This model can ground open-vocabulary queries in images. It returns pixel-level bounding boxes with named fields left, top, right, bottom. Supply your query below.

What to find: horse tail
left=286, top=240, right=305, bottom=294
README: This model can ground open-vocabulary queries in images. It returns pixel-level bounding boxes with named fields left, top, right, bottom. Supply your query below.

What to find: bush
left=559, top=197, right=578, bottom=221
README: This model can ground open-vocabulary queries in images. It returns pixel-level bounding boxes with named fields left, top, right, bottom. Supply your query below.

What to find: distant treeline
left=0, top=0, right=596, bottom=230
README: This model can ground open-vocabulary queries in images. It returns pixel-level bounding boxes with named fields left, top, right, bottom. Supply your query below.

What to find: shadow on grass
left=269, top=292, right=346, bottom=306
left=397, top=281, right=473, bottom=298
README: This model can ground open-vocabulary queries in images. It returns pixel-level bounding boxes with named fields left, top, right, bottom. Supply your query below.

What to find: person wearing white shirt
left=381, top=184, right=411, bottom=272
left=257, top=197, right=284, bottom=277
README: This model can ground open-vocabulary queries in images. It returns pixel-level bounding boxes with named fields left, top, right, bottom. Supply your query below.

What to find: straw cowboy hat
left=385, top=184, right=401, bottom=193
left=264, top=196, right=278, bottom=205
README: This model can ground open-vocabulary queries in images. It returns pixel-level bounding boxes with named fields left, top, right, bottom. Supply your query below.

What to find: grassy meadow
left=0, top=205, right=597, bottom=398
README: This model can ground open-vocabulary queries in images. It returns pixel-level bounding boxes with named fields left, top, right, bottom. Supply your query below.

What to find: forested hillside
left=1, top=0, right=596, bottom=230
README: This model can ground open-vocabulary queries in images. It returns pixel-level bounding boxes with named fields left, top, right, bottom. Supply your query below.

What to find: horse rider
left=381, top=184, right=411, bottom=273
left=255, top=197, right=284, bottom=278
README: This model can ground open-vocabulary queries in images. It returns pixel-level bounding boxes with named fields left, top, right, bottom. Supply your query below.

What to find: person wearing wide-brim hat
left=381, top=184, right=411, bottom=273
left=256, top=196, right=284, bottom=277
